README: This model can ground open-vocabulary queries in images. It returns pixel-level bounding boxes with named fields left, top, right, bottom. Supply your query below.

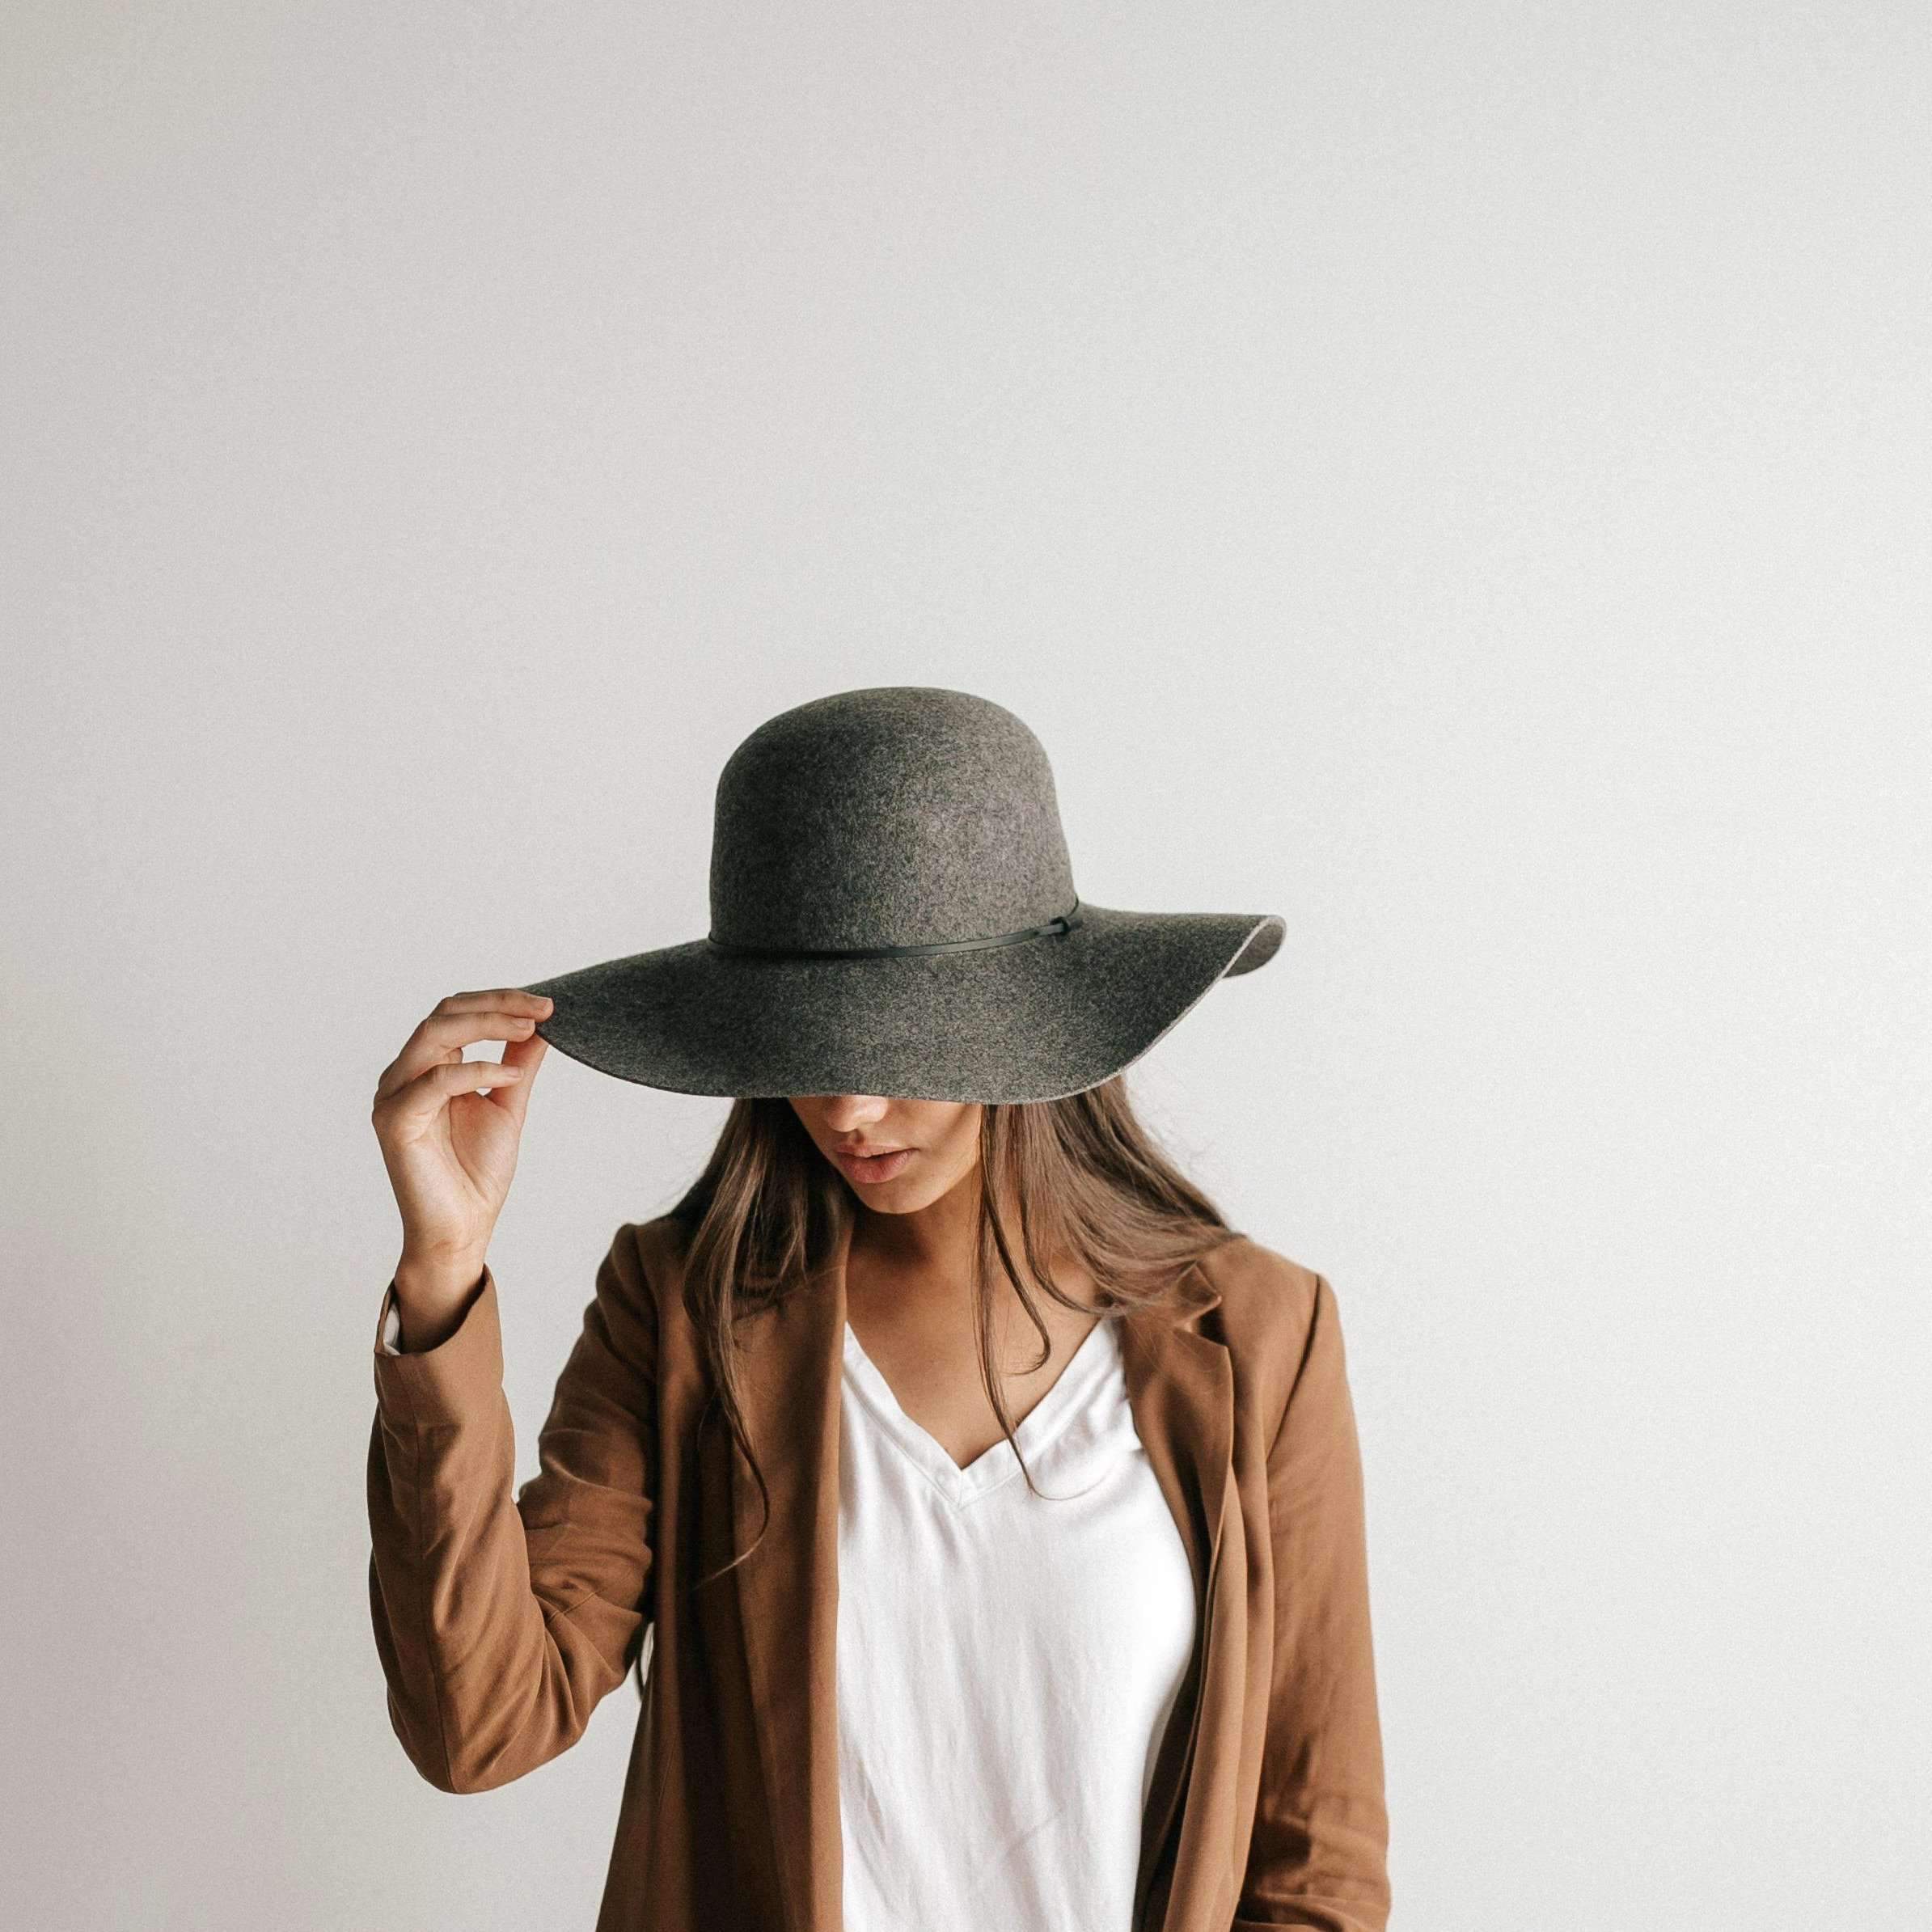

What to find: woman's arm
left=1233, top=1272, right=1392, bottom=1931
left=365, top=1221, right=659, bottom=1795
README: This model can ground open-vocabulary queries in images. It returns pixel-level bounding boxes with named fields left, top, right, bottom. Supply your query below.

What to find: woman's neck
left=848, top=1173, right=981, bottom=1284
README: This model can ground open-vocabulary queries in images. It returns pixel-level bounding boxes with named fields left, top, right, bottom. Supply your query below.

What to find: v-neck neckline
left=841, top=1314, right=1116, bottom=1509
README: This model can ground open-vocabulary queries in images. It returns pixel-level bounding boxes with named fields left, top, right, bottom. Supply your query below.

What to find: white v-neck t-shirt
left=835, top=1313, right=1199, bottom=1931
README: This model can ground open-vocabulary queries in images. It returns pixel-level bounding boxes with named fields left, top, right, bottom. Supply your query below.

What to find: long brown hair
left=626, top=1076, right=1246, bottom=1697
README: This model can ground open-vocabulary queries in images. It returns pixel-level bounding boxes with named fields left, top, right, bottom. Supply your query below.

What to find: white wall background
left=5, top=4, right=1926, bottom=1927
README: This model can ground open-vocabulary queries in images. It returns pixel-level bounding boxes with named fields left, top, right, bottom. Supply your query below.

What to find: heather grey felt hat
left=520, top=686, right=1284, bottom=1105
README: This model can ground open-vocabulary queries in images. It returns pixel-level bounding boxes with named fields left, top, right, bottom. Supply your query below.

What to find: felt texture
left=522, top=686, right=1285, bottom=1102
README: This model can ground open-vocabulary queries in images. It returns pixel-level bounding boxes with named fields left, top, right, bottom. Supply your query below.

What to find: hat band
left=708, top=898, right=1084, bottom=961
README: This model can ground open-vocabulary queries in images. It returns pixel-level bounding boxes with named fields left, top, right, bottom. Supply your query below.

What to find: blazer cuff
left=371, top=1266, right=502, bottom=1426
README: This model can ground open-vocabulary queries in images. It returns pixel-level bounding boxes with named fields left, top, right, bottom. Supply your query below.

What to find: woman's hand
left=370, top=989, right=552, bottom=1326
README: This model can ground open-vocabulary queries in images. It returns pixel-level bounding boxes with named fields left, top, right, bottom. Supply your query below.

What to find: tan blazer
left=366, top=1211, right=1391, bottom=1932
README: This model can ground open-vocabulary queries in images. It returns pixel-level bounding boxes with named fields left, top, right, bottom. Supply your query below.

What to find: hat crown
left=708, top=687, right=1077, bottom=954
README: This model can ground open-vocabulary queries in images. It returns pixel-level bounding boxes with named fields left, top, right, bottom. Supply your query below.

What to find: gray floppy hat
left=520, top=686, right=1284, bottom=1105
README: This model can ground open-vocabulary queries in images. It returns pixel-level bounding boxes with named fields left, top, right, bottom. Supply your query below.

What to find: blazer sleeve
left=1233, top=1271, right=1393, bottom=1931
left=365, top=1221, right=659, bottom=1795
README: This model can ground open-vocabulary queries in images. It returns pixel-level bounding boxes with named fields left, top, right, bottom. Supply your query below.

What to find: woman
left=365, top=687, right=1391, bottom=1932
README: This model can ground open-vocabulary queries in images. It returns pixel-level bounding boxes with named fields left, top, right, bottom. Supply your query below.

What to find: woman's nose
left=823, top=1095, right=889, bottom=1128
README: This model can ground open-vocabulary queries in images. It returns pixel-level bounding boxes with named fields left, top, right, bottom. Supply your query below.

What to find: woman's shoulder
left=617, top=1211, right=696, bottom=1300
left=1196, top=1232, right=1359, bottom=1444
left=1195, top=1229, right=1339, bottom=1353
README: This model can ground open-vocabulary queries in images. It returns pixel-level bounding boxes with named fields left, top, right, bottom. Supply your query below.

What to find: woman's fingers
left=374, top=990, right=554, bottom=1103
left=488, top=1031, right=548, bottom=1128
left=369, top=990, right=556, bottom=1268
left=377, top=1055, right=521, bottom=1128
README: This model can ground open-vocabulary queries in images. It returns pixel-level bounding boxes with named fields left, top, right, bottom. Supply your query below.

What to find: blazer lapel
left=726, top=1215, right=1235, bottom=1932
left=1122, top=1265, right=1234, bottom=1932
left=728, top=1215, right=852, bottom=1932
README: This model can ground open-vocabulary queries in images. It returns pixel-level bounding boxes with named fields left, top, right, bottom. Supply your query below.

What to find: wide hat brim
left=520, top=903, right=1285, bottom=1105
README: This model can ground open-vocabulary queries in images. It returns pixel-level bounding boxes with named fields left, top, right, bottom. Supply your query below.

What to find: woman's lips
left=833, top=1147, right=916, bottom=1184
